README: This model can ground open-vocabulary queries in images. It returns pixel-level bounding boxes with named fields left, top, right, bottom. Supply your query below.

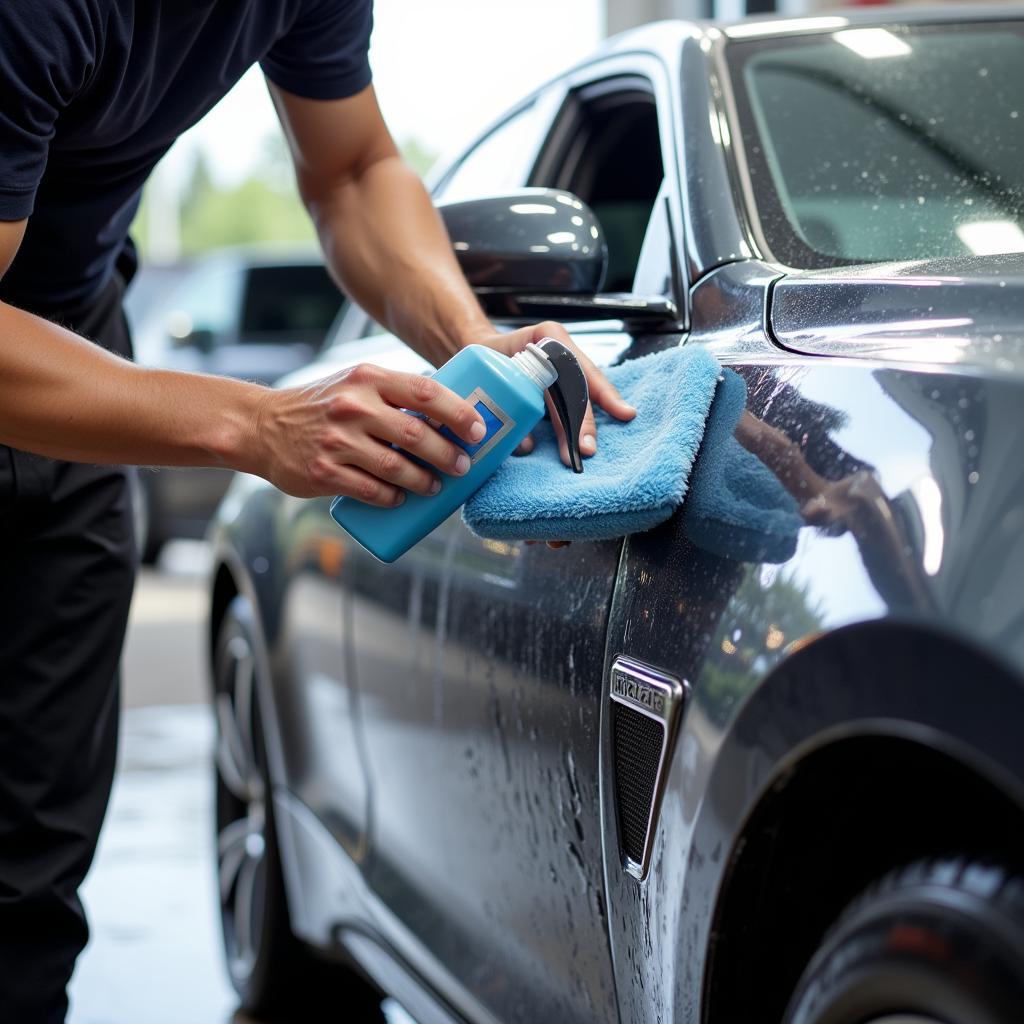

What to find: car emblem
left=608, top=655, right=689, bottom=880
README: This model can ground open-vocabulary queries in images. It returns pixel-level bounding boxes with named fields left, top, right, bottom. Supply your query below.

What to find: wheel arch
left=206, top=532, right=289, bottom=790
left=207, top=522, right=282, bottom=674
left=210, top=558, right=240, bottom=665
left=684, top=619, right=1024, bottom=1024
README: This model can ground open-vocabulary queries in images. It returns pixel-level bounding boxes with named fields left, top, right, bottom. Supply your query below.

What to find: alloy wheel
left=215, top=629, right=268, bottom=988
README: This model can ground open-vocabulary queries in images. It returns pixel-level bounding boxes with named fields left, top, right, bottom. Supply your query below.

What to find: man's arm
left=0, top=219, right=251, bottom=469
left=269, top=83, right=490, bottom=366
left=0, top=220, right=486, bottom=505
left=270, top=82, right=636, bottom=456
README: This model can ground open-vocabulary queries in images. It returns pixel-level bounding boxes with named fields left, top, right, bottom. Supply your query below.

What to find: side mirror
left=440, top=188, right=607, bottom=294
left=439, top=188, right=679, bottom=325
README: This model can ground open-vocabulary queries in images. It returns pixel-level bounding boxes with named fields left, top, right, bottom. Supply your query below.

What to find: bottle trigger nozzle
left=535, top=338, right=589, bottom=474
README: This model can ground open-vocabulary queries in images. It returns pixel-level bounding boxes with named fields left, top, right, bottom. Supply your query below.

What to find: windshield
left=727, top=21, right=1024, bottom=268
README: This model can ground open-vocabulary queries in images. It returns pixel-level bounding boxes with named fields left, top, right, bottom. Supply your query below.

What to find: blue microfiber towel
left=463, top=345, right=721, bottom=542
left=681, top=368, right=803, bottom=564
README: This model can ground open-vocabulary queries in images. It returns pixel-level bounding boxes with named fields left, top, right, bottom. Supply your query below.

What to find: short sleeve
left=261, top=0, right=373, bottom=101
left=0, top=4, right=87, bottom=220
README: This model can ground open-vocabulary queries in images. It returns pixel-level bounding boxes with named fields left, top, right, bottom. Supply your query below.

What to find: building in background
left=606, top=0, right=772, bottom=33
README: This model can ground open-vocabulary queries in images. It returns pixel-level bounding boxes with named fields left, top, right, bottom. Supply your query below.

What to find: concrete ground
left=67, top=544, right=414, bottom=1024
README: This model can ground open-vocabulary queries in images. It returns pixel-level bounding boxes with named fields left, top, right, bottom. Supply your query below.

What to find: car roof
left=469, top=4, right=1021, bottom=137
left=598, top=4, right=1019, bottom=55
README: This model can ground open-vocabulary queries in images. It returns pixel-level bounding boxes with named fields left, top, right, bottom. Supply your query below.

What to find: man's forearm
left=308, top=154, right=492, bottom=366
left=0, top=301, right=263, bottom=468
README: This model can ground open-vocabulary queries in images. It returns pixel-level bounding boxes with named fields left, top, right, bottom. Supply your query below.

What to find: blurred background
left=69, top=1, right=1008, bottom=1022
left=127, top=0, right=979, bottom=271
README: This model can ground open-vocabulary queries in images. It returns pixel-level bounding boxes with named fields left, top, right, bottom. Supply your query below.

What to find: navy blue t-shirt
left=0, top=0, right=373, bottom=309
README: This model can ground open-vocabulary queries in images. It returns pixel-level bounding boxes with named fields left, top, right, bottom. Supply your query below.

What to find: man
left=0, top=2, right=634, bottom=1020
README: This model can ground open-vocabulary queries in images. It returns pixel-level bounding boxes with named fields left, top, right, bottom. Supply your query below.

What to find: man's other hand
left=477, top=321, right=636, bottom=467
left=253, top=363, right=486, bottom=504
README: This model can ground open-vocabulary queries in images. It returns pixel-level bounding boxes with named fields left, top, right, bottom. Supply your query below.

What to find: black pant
left=0, top=276, right=136, bottom=1024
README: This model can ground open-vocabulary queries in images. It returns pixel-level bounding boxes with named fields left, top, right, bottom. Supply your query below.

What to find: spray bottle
left=330, top=338, right=588, bottom=562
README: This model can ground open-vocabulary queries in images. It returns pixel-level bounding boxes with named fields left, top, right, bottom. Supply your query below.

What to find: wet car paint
left=601, top=264, right=1024, bottom=1024
left=352, top=525, right=623, bottom=1022
left=208, top=12, right=1024, bottom=1024
left=772, top=252, right=1024, bottom=372
left=332, top=323, right=633, bottom=1021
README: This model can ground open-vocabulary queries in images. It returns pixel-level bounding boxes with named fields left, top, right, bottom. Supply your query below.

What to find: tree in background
left=132, top=136, right=438, bottom=262
left=700, top=566, right=826, bottom=726
left=400, top=138, right=439, bottom=179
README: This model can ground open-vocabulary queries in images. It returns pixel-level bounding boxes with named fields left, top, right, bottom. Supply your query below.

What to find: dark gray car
left=207, top=9, right=1024, bottom=1023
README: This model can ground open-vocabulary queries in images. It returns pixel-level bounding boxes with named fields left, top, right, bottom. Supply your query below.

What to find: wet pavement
left=68, top=704, right=239, bottom=1024
left=67, top=545, right=415, bottom=1024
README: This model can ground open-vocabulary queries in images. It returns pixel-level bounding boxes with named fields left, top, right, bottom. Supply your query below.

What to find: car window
left=434, top=99, right=553, bottom=204
left=729, top=22, right=1024, bottom=266
left=532, top=82, right=665, bottom=291
left=240, top=264, right=344, bottom=345
left=321, top=96, right=558, bottom=348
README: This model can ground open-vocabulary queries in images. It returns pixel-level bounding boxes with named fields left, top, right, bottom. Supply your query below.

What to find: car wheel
left=784, top=859, right=1024, bottom=1024
left=214, top=595, right=384, bottom=1018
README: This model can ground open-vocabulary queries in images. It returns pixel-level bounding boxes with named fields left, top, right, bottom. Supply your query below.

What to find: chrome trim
left=609, top=655, right=689, bottom=880
left=710, top=31, right=775, bottom=269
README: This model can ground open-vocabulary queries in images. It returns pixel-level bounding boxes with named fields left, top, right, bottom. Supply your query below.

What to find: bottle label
left=438, top=387, right=514, bottom=465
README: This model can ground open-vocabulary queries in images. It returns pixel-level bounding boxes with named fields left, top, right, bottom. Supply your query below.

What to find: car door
left=354, top=58, right=683, bottom=1024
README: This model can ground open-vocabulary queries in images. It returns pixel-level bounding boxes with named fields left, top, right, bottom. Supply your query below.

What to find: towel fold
left=463, top=345, right=721, bottom=542
left=681, top=369, right=803, bottom=564
left=463, top=347, right=803, bottom=561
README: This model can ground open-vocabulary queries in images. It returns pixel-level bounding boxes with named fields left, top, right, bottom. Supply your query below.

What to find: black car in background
left=124, top=248, right=343, bottom=562
left=207, top=9, right=1024, bottom=1024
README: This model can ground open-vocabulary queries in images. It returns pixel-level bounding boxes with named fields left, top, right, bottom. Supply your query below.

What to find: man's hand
left=478, top=320, right=636, bottom=550
left=269, top=89, right=636, bottom=461
left=270, top=87, right=634, bottom=501
left=800, top=470, right=889, bottom=537
left=477, top=321, right=636, bottom=466
left=251, top=363, right=486, bottom=505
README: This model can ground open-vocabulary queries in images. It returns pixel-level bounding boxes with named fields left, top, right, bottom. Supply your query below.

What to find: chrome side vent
left=609, top=656, right=688, bottom=880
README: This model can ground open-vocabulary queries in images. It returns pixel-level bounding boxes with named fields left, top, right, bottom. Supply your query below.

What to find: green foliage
left=700, top=567, right=826, bottom=726
left=178, top=175, right=315, bottom=255
left=131, top=134, right=439, bottom=261
left=176, top=149, right=314, bottom=256
left=400, top=137, right=439, bottom=177
left=730, top=567, right=826, bottom=647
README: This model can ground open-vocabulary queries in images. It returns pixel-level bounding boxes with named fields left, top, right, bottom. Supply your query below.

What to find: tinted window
left=435, top=100, right=551, bottom=203
left=528, top=82, right=663, bottom=292
left=240, top=264, right=343, bottom=344
left=729, top=23, right=1024, bottom=266
left=560, top=98, right=663, bottom=290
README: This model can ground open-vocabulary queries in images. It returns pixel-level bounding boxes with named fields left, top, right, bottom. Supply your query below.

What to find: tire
left=784, top=858, right=1024, bottom=1024
left=213, top=596, right=384, bottom=1018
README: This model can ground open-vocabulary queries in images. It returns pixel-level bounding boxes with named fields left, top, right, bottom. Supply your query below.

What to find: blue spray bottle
left=330, top=338, right=589, bottom=562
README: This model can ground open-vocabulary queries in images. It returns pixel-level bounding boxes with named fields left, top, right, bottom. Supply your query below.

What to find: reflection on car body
left=207, top=9, right=1024, bottom=1024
